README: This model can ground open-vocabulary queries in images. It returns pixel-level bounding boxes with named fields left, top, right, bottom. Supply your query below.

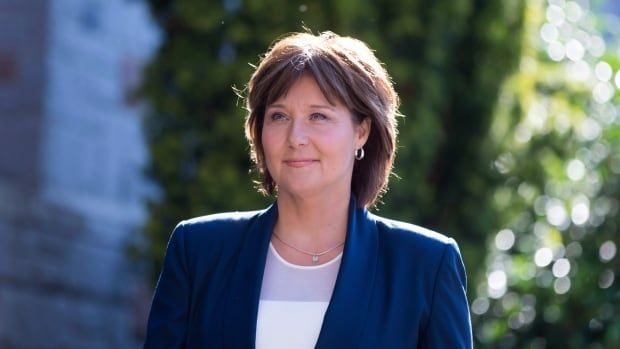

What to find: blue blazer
left=144, top=199, right=472, bottom=348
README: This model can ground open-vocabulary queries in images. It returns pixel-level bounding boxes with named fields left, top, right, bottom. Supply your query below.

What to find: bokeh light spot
left=589, top=318, right=603, bottom=331
left=588, top=35, right=606, bottom=57
left=488, top=270, right=508, bottom=299
left=471, top=297, right=490, bottom=315
left=593, top=82, right=614, bottom=104
left=576, top=118, right=601, bottom=141
left=544, top=305, right=561, bottom=323
left=565, top=39, right=585, bottom=61
left=598, top=269, right=614, bottom=289
left=599, top=240, right=616, bottom=262
left=567, top=60, right=591, bottom=81
left=547, top=41, right=566, bottom=61
left=566, top=159, right=585, bottom=181
left=495, top=229, right=516, bottom=251
left=552, top=258, right=571, bottom=278
left=546, top=5, right=565, bottom=26
left=541, top=23, right=559, bottom=42
left=553, top=276, right=571, bottom=294
left=594, top=61, right=613, bottom=81
left=535, top=247, right=554, bottom=267
left=566, top=241, right=583, bottom=258
left=571, top=202, right=589, bottom=225
left=546, top=199, right=568, bottom=227
left=565, top=1, right=583, bottom=22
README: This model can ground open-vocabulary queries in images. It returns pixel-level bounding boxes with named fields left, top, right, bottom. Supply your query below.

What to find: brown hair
left=244, top=31, right=399, bottom=208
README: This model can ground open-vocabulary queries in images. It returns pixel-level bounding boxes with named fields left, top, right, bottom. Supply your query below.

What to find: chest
left=185, top=252, right=432, bottom=348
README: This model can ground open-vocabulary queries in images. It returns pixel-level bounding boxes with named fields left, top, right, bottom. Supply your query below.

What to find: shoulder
left=370, top=213, right=456, bottom=245
left=182, top=208, right=267, bottom=228
left=368, top=212, right=460, bottom=256
left=172, top=207, right=271, bottom=244
left=367, top=212, right=467, bottom=287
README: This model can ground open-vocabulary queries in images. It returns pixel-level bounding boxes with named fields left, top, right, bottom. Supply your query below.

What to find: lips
left=283, top=159, right=318, bottom=168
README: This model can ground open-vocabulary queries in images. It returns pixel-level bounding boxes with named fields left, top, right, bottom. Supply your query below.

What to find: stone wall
left=0, top=0, right=160, bottom=347
left=0, top=182, right=149, bottom=348
left=0, top=0, right=47, bottom=188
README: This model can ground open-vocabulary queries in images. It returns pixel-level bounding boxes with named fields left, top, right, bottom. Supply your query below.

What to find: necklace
left=272, top=233, right=345, bottom=263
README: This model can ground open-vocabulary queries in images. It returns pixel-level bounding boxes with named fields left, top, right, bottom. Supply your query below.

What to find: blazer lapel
left=315, top=198, right=378, bottom=348
left=221, top=204, right=277, bottom=348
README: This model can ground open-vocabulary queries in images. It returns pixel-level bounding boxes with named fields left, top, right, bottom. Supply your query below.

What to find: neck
left=274, top=191, right=351, bottom=250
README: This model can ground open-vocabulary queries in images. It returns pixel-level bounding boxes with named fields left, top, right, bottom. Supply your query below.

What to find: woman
left=144, top=31, right=472, bottom=348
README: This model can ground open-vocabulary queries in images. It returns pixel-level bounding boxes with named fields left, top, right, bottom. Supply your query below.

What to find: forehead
left=269, top=74, right=334, bottom=105
left=267, top=71, right=349, bottom=112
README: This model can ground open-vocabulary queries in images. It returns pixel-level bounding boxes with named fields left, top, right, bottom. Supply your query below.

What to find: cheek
left=326, top=129, right=357, bottom=154
left=261, top=129, right=279, bottom=166
left=261, top=126, right=273, bottom=150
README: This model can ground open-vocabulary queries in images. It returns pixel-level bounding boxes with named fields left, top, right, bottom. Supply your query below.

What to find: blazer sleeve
left=419, top=239, right=473, bottom=349
left=143, top=222, right=191, bottom=349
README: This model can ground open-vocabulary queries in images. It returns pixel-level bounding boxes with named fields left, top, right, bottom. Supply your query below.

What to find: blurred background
left=0, top=0, right=618, bottom=348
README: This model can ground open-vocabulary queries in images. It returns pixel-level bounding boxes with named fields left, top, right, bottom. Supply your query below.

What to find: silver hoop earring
left=354, top=147, right=365, bottom=160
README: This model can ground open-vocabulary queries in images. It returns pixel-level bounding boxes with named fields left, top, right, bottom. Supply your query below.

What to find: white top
left=255, top=242, right=343, bottom=349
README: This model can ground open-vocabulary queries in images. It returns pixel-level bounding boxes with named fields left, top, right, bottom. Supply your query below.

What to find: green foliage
left=471, top=0, right=620, bottom=347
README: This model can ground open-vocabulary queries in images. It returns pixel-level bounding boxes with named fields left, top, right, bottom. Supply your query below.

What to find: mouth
left=283, top=159, right=318, bottom=168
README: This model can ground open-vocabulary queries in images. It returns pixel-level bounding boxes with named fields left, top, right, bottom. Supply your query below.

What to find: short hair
left=244, top=31, right=399, bottom=208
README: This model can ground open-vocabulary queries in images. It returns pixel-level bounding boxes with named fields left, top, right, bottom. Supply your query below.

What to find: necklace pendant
left=312, top=255, right=319, bottom=263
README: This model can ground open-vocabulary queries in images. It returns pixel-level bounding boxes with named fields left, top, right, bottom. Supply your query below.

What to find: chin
left=277, top=183, right=324, bottom=198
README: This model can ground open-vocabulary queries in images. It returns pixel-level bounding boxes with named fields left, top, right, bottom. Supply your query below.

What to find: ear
left=355, top=117, right=371, bottom=148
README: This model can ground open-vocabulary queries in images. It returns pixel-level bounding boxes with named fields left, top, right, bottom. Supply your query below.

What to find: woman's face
left=262, top=74, right=370, bottom=200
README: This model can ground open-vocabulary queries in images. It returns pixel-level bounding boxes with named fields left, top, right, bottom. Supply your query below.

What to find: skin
left=262, top=74, right=370, bottom=266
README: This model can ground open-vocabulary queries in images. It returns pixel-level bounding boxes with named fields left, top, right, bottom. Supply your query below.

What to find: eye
left=269, top=112, right=287, bottom=121
left=309, top=113, right=328, bottom=121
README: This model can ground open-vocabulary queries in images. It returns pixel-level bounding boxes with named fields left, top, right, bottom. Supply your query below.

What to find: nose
left=287, top=118, right=308, bottom=148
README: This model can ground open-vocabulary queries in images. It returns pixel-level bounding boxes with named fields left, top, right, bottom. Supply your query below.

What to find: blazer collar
left=222, top=197, right=378, bottom=348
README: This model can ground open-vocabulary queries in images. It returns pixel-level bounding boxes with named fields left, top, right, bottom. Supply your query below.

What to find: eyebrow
left=267, top=103, right=336, bottom=111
